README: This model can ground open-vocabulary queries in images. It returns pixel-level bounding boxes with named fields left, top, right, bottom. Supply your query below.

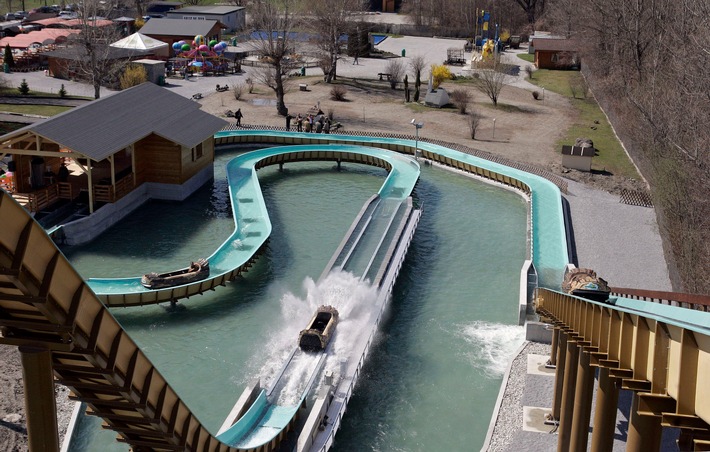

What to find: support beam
left=557, top=338, right=579, bottom=452
left=549, top=326, right=559, bottom=367
left=19, top=345, right=59, bottom=452
left=627, top=391, right=662, bottom=452
left=87, top=159, right=94, bottom=214
left=590, top=367, right=619, bottom=452
left=570, top=350, right=595, bottom=451
left=550, top=330, right=568, bottom=422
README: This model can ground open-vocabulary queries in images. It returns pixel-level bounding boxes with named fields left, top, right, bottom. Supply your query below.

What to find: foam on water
left=247, top=270, right=378, bottom=405
left=457, top=321, right=526, bottom=377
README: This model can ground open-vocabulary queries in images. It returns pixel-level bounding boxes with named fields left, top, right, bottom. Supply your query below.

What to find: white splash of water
left=250, top=270, right=378, bottom=404
left=458, top=321, right=525, bottom=377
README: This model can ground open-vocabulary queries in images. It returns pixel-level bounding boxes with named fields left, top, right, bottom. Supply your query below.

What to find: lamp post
left=411, top=118, right=424, bottom=159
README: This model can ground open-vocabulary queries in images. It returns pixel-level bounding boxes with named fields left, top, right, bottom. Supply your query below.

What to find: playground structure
left=170, top=35, right=230, bottom=76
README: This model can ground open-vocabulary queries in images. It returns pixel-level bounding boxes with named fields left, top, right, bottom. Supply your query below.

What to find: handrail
left=610, top=287, right=710, bottom=312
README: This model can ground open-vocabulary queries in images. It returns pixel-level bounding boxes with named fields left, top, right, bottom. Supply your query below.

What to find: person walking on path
left=353, top=53, right=359, bottom=65
left=296, top=113, right=302, bottom=132
left=286, top=114, right=292, bottom=131
left=235, top=108, right=243, bottom=126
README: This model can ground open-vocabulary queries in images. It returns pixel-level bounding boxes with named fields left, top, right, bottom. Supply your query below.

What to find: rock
left=575, top=137, right=594, bottom=148
left=3, top=413, right=22, bottom=423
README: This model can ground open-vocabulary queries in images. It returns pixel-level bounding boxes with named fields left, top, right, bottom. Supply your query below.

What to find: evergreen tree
left=4, top=44, right=14, bottom=68
left=18, top=79, right=29, bottom=95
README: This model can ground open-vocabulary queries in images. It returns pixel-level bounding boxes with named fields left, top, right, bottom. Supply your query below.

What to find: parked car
left=4, top=13, right=17, bottom=21
left=14, top=11, right=28, bottom=19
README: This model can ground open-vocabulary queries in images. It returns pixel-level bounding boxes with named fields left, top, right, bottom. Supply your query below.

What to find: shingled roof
left=14, top=82, right=227, bottom=161
left=138, top=18, right=222, bottom=37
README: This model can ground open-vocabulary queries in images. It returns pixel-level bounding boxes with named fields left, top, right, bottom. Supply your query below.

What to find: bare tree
left=473, top=59, right=509, bottom=106
left=511, top=0, right=546, bottom=26
left=468, top=110, right=482, bottom=139
left=385, top=58, right=405, bottom=89
left=68, top=1, right=126, bottom=99
left=449, top=89, right=472, bottom=114
left=305, top=0, right=366, bottom=83
left=409, top=55, right=426, bottom=102
left=249, top=0, right=298, bottom=116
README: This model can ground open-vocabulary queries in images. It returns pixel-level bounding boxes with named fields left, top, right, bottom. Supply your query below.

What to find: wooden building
left=533, top=38, right=580, bottom=70
left=0, top=82, right=227, bottom=217
left=166, top=6, right=245, bottom=32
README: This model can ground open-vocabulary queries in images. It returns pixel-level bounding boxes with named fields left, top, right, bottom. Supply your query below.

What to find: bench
left=216, top=84, right=229, bottom=92
left=299, top=83, right=308, bottom=91
left=378, top=73, right=392, bottom=81
left=192, top=93, right=203, bottom=100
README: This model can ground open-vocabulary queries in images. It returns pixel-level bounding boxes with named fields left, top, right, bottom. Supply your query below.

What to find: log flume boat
left=298, top=305, right=339, bottom=352
left=141, top=258, right=210, bottom=289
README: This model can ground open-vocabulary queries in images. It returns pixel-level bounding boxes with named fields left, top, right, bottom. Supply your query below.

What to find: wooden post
left=19, top=346, right=59, bottom=452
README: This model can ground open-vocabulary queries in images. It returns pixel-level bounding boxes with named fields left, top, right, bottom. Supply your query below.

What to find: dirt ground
left=0, top=68, right=646, bottom=452
left=200, top=75, right=645, bottom=194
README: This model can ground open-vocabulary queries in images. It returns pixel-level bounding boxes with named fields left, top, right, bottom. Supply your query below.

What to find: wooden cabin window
left=551, top=53, right=559, bottom=63
left=193, top=143, right=204, bottom=161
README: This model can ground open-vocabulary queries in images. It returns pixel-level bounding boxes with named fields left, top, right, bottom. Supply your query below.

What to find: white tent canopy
left=111, top=32, right=168, bottom=51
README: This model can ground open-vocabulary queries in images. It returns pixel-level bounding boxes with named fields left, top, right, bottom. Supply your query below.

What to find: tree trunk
left=275, top=71, right=288, bottom=116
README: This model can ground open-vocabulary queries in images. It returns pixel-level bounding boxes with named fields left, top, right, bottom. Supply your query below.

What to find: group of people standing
left=287, top=110, right=332, bottom=134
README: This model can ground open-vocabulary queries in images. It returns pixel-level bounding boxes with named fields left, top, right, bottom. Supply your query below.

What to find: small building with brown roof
left=533, top=38, right=580, bottom=70
left=561, top=145, right=595, bottom=172
left=0, top=82, right=227, bottom=244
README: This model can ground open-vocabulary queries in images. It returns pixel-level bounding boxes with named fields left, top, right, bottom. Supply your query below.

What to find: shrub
left=246, top=78, right=254, bottom=93
left=449, top=89, right=472, bottom=114
left=58, top=84, right=67, bottom=98
left=532, top=91, right=540, bottom=100
left=430, top=64, right=452, bottom=89
left=119, top=64, right=147, bottom=90
left=330, top=85, right=348, bottom=101
left=18, top=79, right=29, bottom=95
left=232, top=82, right=245, bottom=100
left=385, top=58, right=405, bottom=89
left=468, top=111, right=481, bottom=140
left=525, top=65, right=534, bottom=80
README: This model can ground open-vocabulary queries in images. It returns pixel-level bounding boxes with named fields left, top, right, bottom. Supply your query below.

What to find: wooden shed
left=533, top=38, right=580, bottom=70
left=561, top=145, right=595, bottom=172
left=0, top=82, right=227, bottom=214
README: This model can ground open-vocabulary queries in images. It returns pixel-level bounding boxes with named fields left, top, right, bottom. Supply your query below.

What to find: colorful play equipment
left=170, top=35, right=230, bottom=75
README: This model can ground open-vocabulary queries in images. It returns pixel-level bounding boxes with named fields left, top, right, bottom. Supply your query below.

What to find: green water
left=63, top=148, right=527, bottom=451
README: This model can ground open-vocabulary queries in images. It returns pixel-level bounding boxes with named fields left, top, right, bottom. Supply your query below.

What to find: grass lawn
left=0, top=104, right=72, bottom=116
left=528, top=69, right=639, bottom=179
left=517, top=53, right=534, bottom=63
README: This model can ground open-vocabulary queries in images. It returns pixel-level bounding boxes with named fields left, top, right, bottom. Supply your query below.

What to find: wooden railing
left=610, top=287, right=710, bottom=312
left=92, top=173, right=134, bottom=203
left=13, top=185, right=60, bottom=212
left=57, top=182, right=72, bottom=200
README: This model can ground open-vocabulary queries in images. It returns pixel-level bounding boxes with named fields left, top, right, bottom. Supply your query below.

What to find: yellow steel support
left=536, top=288, right=710, bottom=452
left=570, top=350, right=595, bottom=451
left=590, top=367, right=619, bottom=452
left=19, top=346, right=59, bottom=452
left=551, top=329, right=568, bottom=422
left=627, top=391, right=662, bottom=452
left=557, top=337, right=579, bottom=452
